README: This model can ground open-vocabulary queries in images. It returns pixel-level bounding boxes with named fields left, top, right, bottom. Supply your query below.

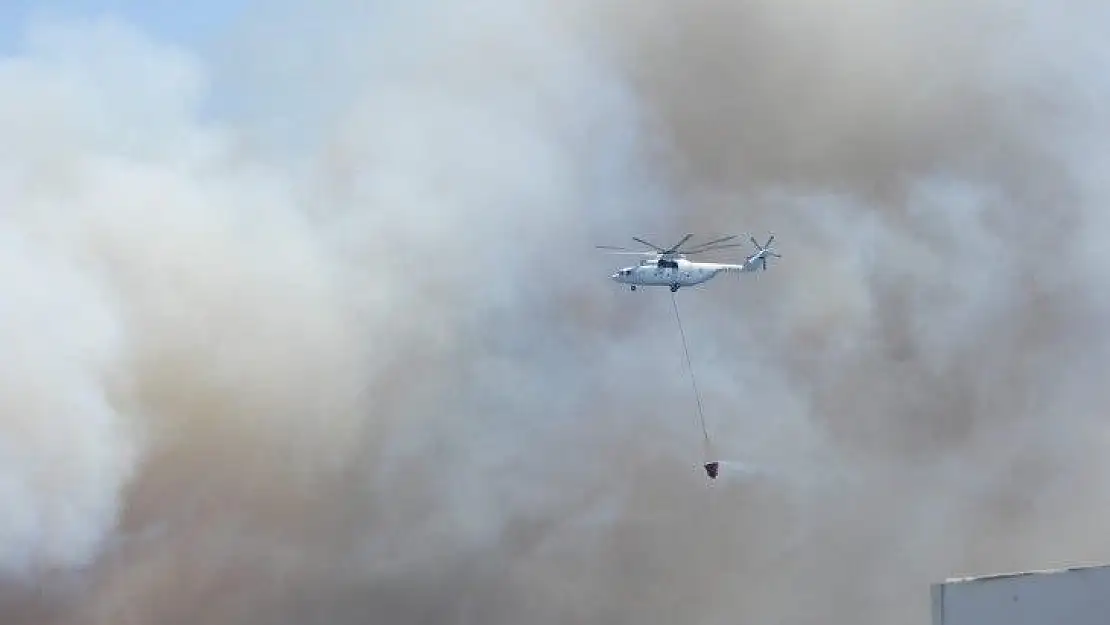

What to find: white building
left=931, top=563, right=1110, bottom=625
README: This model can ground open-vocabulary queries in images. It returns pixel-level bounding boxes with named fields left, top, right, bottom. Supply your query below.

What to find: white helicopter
left=597, top=233, right=780, bottom=292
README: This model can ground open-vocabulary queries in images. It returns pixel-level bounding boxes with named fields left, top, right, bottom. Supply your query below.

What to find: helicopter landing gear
left=630, top=285, right=636, bottom=291
left=670, top=284, right=679, bottom=292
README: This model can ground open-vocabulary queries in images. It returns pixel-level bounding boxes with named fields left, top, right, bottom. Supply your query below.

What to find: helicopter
left=597, top=233, right=780, bottom=292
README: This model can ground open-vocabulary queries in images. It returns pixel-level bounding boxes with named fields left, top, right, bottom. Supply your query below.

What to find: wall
left=931, top=563, right=1110, bottom=625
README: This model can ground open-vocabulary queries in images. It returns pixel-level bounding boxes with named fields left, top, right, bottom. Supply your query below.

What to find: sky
left=0, top=0, right=247, bottom=52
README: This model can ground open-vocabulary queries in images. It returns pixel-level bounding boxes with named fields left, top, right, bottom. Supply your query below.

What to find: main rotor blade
left=665, top=233, right=694, bottom=253
left=595, top=245, right=636, bottom=251
left=683, top=242, right=749, bottom=255
left=765, top=234, right=775, bottom=248
left=632, top=237, right=667, bottom=252
left=750, top=235, right=761, bottom=249
left=682, top=234, right=738, bottom=252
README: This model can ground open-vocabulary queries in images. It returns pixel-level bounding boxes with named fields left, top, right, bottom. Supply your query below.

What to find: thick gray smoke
left=2, top=1, right=1110, bottom=623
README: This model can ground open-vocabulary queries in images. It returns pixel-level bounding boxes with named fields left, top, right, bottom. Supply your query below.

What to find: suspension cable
left=671, top=292, right=711, bottom=455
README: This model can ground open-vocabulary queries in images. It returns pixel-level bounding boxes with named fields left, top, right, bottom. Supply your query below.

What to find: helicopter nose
left=610, top=272, right=621, bottom=281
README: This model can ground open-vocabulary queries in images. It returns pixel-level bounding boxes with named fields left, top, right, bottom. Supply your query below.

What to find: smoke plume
left=2, top=1, right=1110, bottom=623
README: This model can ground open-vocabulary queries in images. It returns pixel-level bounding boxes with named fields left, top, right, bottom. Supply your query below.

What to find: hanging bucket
left=703, top=461, right=719, bottom=479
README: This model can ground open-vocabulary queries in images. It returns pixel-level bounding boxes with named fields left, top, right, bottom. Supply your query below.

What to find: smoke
left=1, top=0, right=1110, bottom=623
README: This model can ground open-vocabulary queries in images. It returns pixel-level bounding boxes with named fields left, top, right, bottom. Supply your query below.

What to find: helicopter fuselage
left=610, top=257, right=754, bottom=292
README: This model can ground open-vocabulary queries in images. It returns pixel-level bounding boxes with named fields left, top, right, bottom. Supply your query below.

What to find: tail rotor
left=747, top=234, right=781, bottom=271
